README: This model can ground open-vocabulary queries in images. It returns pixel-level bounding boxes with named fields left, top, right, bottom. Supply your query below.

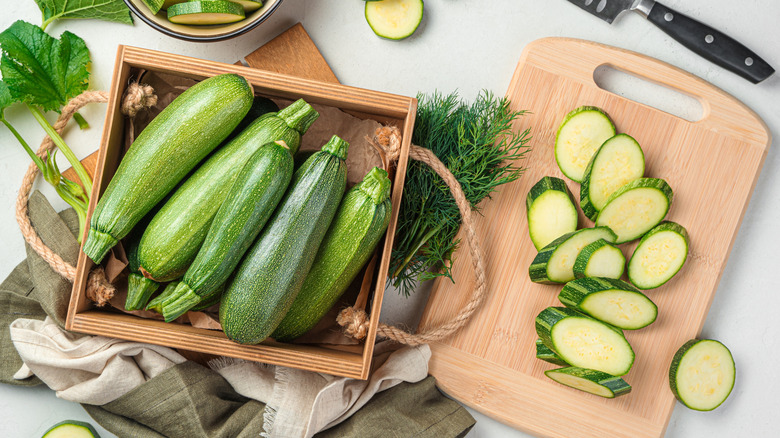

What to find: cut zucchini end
left=42, top=420, right=101, bottom=438
left=573, top=239, right=625, bottom=280
left=365, top=0, right=424, bottom=40
left=533, top=227, right=617, bottom=284
left=595, top=178, right=673, bottom=244
left=580, top=288, right=657, bottom=330
left=528, top=190, right=579, bottom=251
left=167, top=1, right=246, bottom=25
left=545, top=367, right=631, bottom=398
left=670, top=339, right=735, bottom=411
left=554, top=106, right=616, bottom=182
left=629, top=221, right=689, bottom=289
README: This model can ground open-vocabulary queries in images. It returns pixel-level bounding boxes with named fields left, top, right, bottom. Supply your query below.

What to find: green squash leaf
left=0, top=21, right=90, bottom=112
left=0, top=81, right=13, bottom=115
left=35, top=0, right=133, bottom=30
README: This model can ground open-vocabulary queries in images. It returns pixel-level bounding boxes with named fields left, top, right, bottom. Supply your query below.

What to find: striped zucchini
left=595, top=178, right=673, bottom=244
left=529, top=227, right=617, bottom=284
left=545, top=367, right=631, bottom=398
left=125, top=227, right=160, bottom=311
left=272, top=167, right=392, bottom=342
left=572, top=238, right=625, bottom=280
left=159, top=141, right=294, bottom=322
left=145, top=281, right=180, bottom=315
left=83, top=74, right=253, bottom=263
left=137, top=99, right=317, bottom=282
left=526, top=176, right=578, bottom=251
left=580, top=134, right=645, bottom=220
left=559, top=277, right=657, bottom=330
left=536, top=338, right=569, bottom=366
left=220, top=135, right=349, bottom=344
left=628, top=221, right=689, bottom=289
left=669, top=339, right=735, bottom=411
left=536, top=306, right=634, bottom=376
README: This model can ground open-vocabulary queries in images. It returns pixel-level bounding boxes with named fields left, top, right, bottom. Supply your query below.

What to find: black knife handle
left=647, top=2, right=774, bottom=83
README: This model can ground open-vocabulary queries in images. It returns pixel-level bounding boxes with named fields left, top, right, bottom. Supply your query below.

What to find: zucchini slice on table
left=572, top=238, right=625, bottom=280
left=167, top=1, right=246, bottom=25
left=628, top=221, right=689, bottom=289
left=595, top=178, right=673, bottom=244
left=545, top=367, right=631, bottom=398
left=536, top=338, right=569, bottom=366
left=669, top=339, right=735, bottom=411
left=536, top=306, right=634, bottom=376
left=42, top=420, right=100, bottom=438
left=554, top=106, right=616, bottom=183
left=529, top=227, right=617, bottom=284
left=526, top=176, right=578, bottom=251
left=365, top=0, right=424, bottom=40
left=559, top=277, right=657, bottom=330
left=580, top=133, right=645, bottom=220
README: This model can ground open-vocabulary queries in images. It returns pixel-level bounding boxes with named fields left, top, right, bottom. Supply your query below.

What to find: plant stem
left=28, top=105, right=92, bottom=198
left=392, top=222, right=445, bottom=279
left=1, top=118, right=45, bottom=171
left=73, top=112, right=89, bottom=130
left=56, top=184, right=87, bottom=243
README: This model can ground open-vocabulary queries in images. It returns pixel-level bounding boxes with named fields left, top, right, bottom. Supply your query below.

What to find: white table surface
left=2, top=1, right=779, bottom=437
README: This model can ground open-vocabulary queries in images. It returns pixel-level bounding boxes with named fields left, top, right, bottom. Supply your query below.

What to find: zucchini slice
left=545, top=367, right=631, bottom=398
left=536, top=307, right=634, bottom=376
left=595, top=178, right=673, bottom=244
left=526, top=176, right=578, bottom=250
left=669, top=339, right=735, bottom=411
left=529, top=227, right=617, bottom=284
left=536, top=338, right=569, bottom=366
left=628, top=221, right=689, bottom=289
left=228, top=0, right=262, bottom=12
left=580, top=134, right=645, bottom=220
left=572, top=238, right=625, bottom=280
left=167, top=1, right=246, bottom=25
left=42, top=420, right=101, bottom=438
left=365, top=0, right=424, bottom=40
left=554, top=106, right=616, bottom=183
left=559, top=277, right=657, bottom=330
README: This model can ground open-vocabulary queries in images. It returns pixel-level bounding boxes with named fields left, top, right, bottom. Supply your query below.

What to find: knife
left=565, top=0, right=775, bottom=83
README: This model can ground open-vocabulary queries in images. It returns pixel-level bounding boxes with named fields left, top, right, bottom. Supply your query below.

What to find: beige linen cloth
left=10, top=317, right=430, bottom=438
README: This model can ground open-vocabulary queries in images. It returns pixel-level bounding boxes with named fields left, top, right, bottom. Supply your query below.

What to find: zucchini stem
left=73, top=112, right=90, bottom=130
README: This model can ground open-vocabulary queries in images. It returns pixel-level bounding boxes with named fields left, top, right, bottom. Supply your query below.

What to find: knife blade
left=564, top=0, right=775, bottom=83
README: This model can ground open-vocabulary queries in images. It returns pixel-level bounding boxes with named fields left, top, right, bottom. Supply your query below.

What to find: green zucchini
left=228, top=96, right=279, bottom=141
left=83, top=74, right=253, bottom=264
left=365, top=0, right=425, bottom=40
left=42, top=420, right=100, bottom=438
left=669, top=339, right=735, bottom=411
left=167, top=1, right=246, bottom=25
left=526, top=176, right=578, bottom=250
left=220, top=135, right=349, bottom=345
left=529, top=227, right=617, bottom=284
left=536, top=306, right=634, bottom=376
left=137, top=99, right=318, bottom=282
left=572, top=238, right=625, bottom=280
left=229, top=0, right=263, bottom=12
left=159, top=141, right=294, bottom=322
left=545, top=367, right=631, bottom=398
left=554, top=106, right=616, bottom=183
left=536, top=338, right=569, bottom=366
left=125, top=227, right=160, bottom=311
left=628, top=221, right=689, bottom=289
left=191, top=283, right=224, bottom=311
left=595, top=178, right=673, bottom=244
left=145, top=281, right=180, bottom=315
left=558, top=277, right=657, bottom=330
left=580, top=134, right=645, bottom=220
left=272, top=167, right=392, bottom=342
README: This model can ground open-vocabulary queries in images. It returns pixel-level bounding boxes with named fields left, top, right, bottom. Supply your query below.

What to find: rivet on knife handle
left=645, top=2, right=775, bottom=84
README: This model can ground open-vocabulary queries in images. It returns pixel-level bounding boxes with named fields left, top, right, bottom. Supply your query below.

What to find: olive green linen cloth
left=1, top=191, right=475, bottom=437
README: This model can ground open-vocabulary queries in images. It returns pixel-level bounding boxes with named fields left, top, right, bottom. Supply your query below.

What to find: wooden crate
left=65, top=46, right=417, bottom=380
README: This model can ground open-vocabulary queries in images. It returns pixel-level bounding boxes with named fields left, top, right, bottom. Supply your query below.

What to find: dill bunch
left=389, top=90, right=531, bottom=297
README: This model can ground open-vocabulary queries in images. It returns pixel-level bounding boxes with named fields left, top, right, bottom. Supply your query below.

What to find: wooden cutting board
left=419, top=38, right=770, bottom=438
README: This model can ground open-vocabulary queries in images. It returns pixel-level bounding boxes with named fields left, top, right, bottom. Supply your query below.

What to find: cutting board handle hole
left=593, top=65, right=704, bottom=122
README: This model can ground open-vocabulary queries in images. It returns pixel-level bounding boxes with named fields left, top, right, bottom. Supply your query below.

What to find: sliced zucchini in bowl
left=526, top=176, right=578, bottom=250
left=42, top=420, right=101, bottom=438
left=167, top=1, right=246, bottom=25
left=595, top=178, right=673, bottom=244
left=545, top=367, right=631, bottom=398
left=559, top=277, right=657, bottom=330
left=669, top=339, right=735, bottom=411
left=365, top=0, right=424, bottom=40
left=529, top=227, right=617, bottom=284
left=580, top=133, right=645, bottom=220
left=229, top=0, right=263, bottom=12
left=628, top=221, right=689, bottom=289
left=554, top=106, right=616, bottom=183
left=572, top=238, right=625, bottom=280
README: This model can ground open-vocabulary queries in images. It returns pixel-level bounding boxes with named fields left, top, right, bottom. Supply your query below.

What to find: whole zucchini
left=220, top=135, right=349, bottom=344
left=137, top=99, right=318, bottom=282
left=272, top=167, right=392, bottom=341
left=125, top=228, right=160, bottom=311
left=159, top=140, right=295, bottom=322
left=83, top=74, right=254, bottom=263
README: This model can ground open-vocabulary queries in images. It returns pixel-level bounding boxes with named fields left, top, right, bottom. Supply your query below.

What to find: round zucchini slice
left=365, top=0, right=424, bottom=40
left=628, top=221, right=689, bottom=289
left=42, top=420, right=101, bottom=438
left=669, top=339, right=735, bottom=411
left=167, top=1, right=246, bottom=25
left=559, top=277, right=657, bottom=330
left=545, top=367, right=631, bottom=398
left=595, top=178, right=673, bottom=244
left=554, top=106, right=616, bottom=183
left=526, top=176, right=578, bottom=250
left=572, top=238, right=625, bottom=280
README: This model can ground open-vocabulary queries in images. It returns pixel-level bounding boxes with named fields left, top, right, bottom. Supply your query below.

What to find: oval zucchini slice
left=365, top=0, right=424, bottom=40
left=595, top=178, right=673, bottom=244
left=580, top=133, right=645, bottom=220
left=42, top=420, right=101, bottom=438
left=529, top=227, right=617, bottom=284
left=669, top=339, right=735, bottom=411
left=559, top=277, right=657, bottom=330
left=536, top=338, right=569, bottom=366
left=572, top=238, right=625, bottom=280
left=229, top=0, right=262, bottom=12
left=167, top=1, right=245, bottom=25
left=526, top=176, right=578, bottom=250
left=628, top=221, right=689, bottom=289
left=545, top=367, right=631, bottom=398
left=554, top=106, right=616, bottom=183
left=536, top=306, right=634, bottom=376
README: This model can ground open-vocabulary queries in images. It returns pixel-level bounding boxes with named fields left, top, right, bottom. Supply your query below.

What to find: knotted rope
left=15, top=84, right=157, bottom=305
left=337, top=126, right=488, bottom=346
